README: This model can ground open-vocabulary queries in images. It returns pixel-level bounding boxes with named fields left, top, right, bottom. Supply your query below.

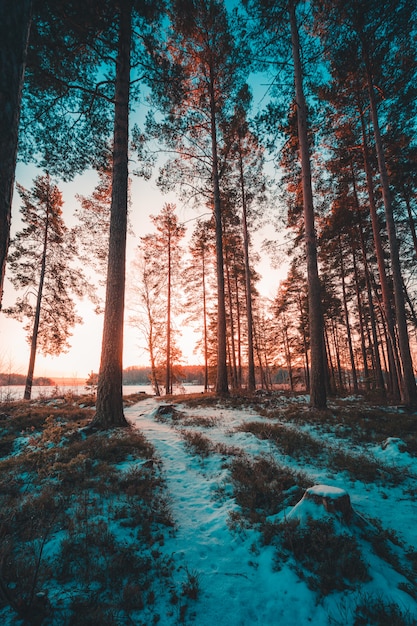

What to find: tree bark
left=282, top=316, right=294, bottom=392
left=289, top=0, right=327, bottom=408
left=297, top=292, right=310, bottom=392
left=201, top=250, right=209, bottom=392
left=209, top=65, right=228, bottom=395
left=351, top=240, right=370, bottom=390
left=0, top=0, right=32, bottom=308
left=225, top=243, right=238, bottom=389
left=351, top=162, right=385, bottom=394
left=338, top=234, right=358, bottom=393
left=254, top=326, right=268, bottom=390
left=24, top=180, right=50, bottom=400
left=359, top=225, right=387, bottom=395
left=403, top=189, right=417, bottom=262
left=357, top=108, right=400, bottom=400
left=234, top=269, right=243, bottom=388
left=363, top=50, right=417, bottom=407
left=239, top=146, right=256, bottom=392
left=93, top=1, right=131, bottom=428
left=403, top=277, right=417, bottom=331
left=331, top=316, right=343, bottom=392
left=149, top=340, right=161, bottom=396
left=324, top=323, right=336, bottom=395
left=165, top=228, right=172, bottom=395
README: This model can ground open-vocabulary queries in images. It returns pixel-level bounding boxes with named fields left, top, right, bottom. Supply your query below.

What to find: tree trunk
left=225, top=248, right=238, bottom=389
left=144, top=279, right=160, bottom=396
left=239, top=146, right=256, bottom=392
left=363, top=238, right=387, bottom=395
left=363, top=51, right=416, bottom=407
left=403, top=188, right=417, bottom=262
left=282, top=318, right=294, bottom=392
left=403, top=277, right=417, bottom=331
left=331, top=317, right=344, bottom=392
left=93, top=1, right=131, bottom=428
left=0, top=0, right=32, bottom=308
left=201, top=250, right=209, bottom=392
left=324, top=323, right=336, bottom=395
left=24, top=181, right=49, bottom=400
left=297, top=292, right=310, bottom=392
left=351, top=240, right=370, bottom=390
left=339, top=235, right=358, bottom=393
left=149, top=341, right=161, bottom=396
left=351, top=164, right=385, bottom=394
left=357, top=111, right=400, bottom=399
left=165, top=229, right=172, bottom=395
left=289, top=0, right=327, bottom=408
left=233, top=266, right=243, bottom=388
left=377, top=312, right=390, bottom=381
left=253, top=317, right=268, bottom=389
left=209, top=66, right=228, bottom=395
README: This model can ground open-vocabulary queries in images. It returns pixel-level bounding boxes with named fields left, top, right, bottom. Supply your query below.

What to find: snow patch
left=307, top=484, right=348, bottom=499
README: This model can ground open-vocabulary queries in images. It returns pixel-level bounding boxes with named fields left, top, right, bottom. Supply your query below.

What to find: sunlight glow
left=0, top=162, right=284, bottom=381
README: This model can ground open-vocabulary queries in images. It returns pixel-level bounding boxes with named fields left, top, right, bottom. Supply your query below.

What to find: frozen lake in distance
left=0, top=384, right=206, bottom=401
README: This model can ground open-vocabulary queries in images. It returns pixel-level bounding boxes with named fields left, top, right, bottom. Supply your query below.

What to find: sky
left=0, top=30, right=288, bottom=383
left=0, top=2, right=293, bottom=383
left=0, top=159, right=286, bottom=381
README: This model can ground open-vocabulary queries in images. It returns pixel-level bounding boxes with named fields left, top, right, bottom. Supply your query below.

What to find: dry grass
left=180, top=430, right=214, bottom=458
left=259, top=397, right=417, bottom=456
left=236, top=421, right=323, bottom=458
left=1, top=390, right=416, bottom=622
left=274, top=518, right=370, bottom=596
left=0, top=399, right=176, bottom=625
left=227, top=454, right=310, bottom=524
left=237, top=420, right=404, bottom=485
left=352, top=593, right=416, bottom=626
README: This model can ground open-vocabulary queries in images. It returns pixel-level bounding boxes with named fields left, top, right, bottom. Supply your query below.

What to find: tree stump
left=156, top=404, right=176, bottom=416
left=286, top=484, right=354, bottom=525
left=154, top=404, right=180, bottom=421
left=303, top=484, right=353, bottom=522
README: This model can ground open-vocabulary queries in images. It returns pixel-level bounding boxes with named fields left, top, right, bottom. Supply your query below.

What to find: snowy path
left=123, top=397, right=417, bottom=625
left=125, top=399, right=328, bottom=626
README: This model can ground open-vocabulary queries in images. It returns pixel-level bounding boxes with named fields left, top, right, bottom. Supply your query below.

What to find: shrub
left=353, top=593, right=416, bottom=626
left=122, top=582, right=144, bottom=611
left=68, top=599, right=118, bottom=626
left=275, top=518, right=370, bottom=595
left=0, top=399, right=176, bottom=624
left=181, top=567, right=200, bottom=600
left=181, top=430, right=213, bottom=458
left=236, top=421, right=322, bottom=458
left=239, top=419, right=403, bottom=485
left=228, top=454, right=308, bottom=523
left=182, top=415, right=219, bottom=428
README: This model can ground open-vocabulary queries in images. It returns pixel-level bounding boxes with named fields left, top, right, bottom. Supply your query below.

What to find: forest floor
left=0, top=390, right=417, bottom=625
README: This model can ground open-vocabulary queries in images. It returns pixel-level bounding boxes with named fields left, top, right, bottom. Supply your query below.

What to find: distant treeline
left=122, top=365, right=207, bottom=386
left=122, top=365, right=292, bottom=387
left=0, top=368, right=206, bottom=387
left=0, top=373, right=55, bottom=386
left=1, top=366, right=295, bottom=388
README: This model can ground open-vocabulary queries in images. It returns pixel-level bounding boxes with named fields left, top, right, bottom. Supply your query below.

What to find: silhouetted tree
left=149, top=0, right=249, bottom=394
left=184, top=219, right=216, bottom=392
left=5, top=174, right=85, bottom=399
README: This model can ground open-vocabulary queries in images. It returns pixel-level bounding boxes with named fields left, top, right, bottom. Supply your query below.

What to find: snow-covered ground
left=124, top=396, right=417, bottom=626
left=1, top=393, right=416, bottom=625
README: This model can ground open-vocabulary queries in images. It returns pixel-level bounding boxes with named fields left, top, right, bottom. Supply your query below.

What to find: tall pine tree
left=5, top=174, right=85, bottom=399
left=148, top=0, right=249, bottom=395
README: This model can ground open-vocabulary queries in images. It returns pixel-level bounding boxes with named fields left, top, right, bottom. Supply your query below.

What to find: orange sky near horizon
left=0, top=162, right=286, bottom=381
